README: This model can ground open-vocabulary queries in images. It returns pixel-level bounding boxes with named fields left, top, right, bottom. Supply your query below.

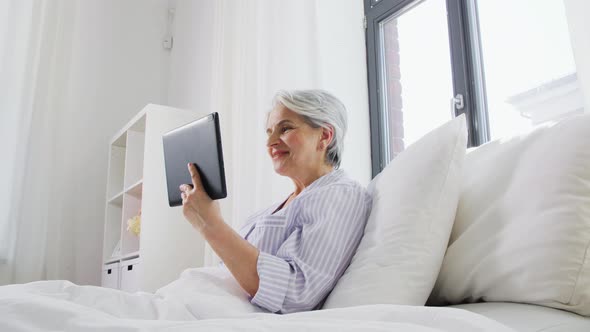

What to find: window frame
left=365, top=0, right=489, bottom=178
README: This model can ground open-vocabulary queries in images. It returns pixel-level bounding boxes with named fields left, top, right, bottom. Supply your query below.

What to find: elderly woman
left=178, top=90, right=372, bottom=314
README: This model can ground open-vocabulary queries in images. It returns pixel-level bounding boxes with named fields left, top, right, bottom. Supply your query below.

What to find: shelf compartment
left=112, top=131, right=127, bottom=147
left=128, top=114, right=146, bottom=133
left=103, top=203, right=122, bottom=262
left=108, top=190, right=124, bottom=206
left=121, top=193, right=141, bottom=256
left=107, top=141, right=126, bottom=199
left=124, top=130, right=145, bottom=189
left=126, top=179, right=143, bottom=199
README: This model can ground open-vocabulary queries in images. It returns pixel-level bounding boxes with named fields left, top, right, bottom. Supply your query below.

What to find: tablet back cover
left=162, top=112, right=227, bottom=207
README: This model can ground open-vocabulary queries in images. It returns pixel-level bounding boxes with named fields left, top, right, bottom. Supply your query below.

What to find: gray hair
left=272, top=89, right=348, bottom=168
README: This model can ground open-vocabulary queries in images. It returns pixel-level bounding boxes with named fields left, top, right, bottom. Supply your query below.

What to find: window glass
left=379, top=0, right=454, bottom=162
left=477, top=0, right=582, bottom=139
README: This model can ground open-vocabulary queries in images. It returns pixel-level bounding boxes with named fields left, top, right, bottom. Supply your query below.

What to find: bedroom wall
left=54, top=0, right=170, bottom=285
left=564, top=0, right=590, bottom=113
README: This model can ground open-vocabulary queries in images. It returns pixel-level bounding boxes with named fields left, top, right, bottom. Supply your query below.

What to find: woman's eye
left=281, top=127, right=292, bottom=133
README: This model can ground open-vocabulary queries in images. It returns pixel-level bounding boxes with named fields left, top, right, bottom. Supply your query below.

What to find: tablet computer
left=162, top=112, right=227, bottom=207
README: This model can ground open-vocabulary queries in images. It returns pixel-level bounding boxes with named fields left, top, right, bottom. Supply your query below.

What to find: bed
left=0, top=269, right=515, bottom=331
left=450, top=303, right=590, bottom=332
left=0, top=271, right=588, bottom=331
left=1, top=114, right=589, bottom=331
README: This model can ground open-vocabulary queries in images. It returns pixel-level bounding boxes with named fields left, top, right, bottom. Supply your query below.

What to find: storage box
left=120, top=257, right=141, bottom=292
left=101, top=262, right=120, bottom=289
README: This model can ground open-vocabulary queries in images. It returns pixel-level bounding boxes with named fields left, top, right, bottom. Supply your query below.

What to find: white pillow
left=323, top=115, right=467, bottom=308
left=428, top=114, right=590, bottom=316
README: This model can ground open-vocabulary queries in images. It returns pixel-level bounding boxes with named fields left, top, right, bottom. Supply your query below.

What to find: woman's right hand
left=179, top=163, right=222, bottom=231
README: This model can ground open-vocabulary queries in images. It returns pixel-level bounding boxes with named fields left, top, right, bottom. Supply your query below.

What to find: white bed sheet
left=450, top=302, right=590, bottom=332
left=0, top=273, right=516, bottom=332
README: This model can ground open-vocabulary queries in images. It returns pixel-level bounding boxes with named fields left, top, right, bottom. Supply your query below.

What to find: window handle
left=452, top=94, right=464, bottom=110
left=451, top=93, right=465, bottom=117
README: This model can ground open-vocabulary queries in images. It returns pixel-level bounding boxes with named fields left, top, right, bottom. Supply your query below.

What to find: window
left=365, top=0, right=583, bottom=177
left=476, top=0, right=582, bottom=140
left=379, top=0, right=454, bottom=162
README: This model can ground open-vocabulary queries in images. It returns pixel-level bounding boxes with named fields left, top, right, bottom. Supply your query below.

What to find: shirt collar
left=299, top=168, right=344, bottom=195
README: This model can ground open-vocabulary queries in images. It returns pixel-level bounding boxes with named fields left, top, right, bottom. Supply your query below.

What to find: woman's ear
left=319, top=126, right=334, bottom=150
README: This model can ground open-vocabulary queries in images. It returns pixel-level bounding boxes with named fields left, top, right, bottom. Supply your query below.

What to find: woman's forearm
left=199, top=218, right=260, bottom=296
left=179, top=164, right=260, bottom=296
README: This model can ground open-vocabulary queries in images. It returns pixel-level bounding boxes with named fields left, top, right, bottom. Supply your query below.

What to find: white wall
left=564, top=0, right=590, bottom=113
left=166, top=0, right=215, bottom=114
left=54, top=0, right=170, bottom=285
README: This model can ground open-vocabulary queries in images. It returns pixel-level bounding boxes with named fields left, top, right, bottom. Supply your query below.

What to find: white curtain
left=0, top=0, right=370, bottom=282
left=201, top=0, right=321, bottom=265
left=0, top=0, right=75, bottom=285
left=192, top=0, right=370, bottom=265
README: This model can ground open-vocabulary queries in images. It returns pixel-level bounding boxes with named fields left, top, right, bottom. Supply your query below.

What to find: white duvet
left=0, top=267, right=514, bottom=331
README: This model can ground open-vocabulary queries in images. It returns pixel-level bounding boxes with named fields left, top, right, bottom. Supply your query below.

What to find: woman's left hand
left=179, top=163, right=222, bottom=231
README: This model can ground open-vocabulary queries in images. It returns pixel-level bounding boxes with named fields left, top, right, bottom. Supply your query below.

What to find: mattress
left=449, top=302, right=590, bottom=332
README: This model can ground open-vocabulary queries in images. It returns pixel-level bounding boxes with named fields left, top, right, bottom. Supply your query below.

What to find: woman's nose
left=266, top=132, right=279, bottom=147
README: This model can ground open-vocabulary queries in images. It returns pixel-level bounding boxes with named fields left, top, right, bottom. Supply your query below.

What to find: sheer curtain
left=0, top=0, right=369, bottom=280
left=207, top=0, right=320, bottom=227
left=200, top=0, right=370, bottom=265
left=0, top=0, right=75, bottom=285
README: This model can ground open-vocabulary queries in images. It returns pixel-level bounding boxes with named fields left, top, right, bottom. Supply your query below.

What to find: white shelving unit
left=101, top=104, right=207, bottom=292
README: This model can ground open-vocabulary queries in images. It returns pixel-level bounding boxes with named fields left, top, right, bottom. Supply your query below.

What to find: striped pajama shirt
left=238, top=169, right=372, bottom=314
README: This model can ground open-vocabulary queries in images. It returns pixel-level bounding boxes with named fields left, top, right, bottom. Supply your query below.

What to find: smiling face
left=266, top=104, right=331, bottom=180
